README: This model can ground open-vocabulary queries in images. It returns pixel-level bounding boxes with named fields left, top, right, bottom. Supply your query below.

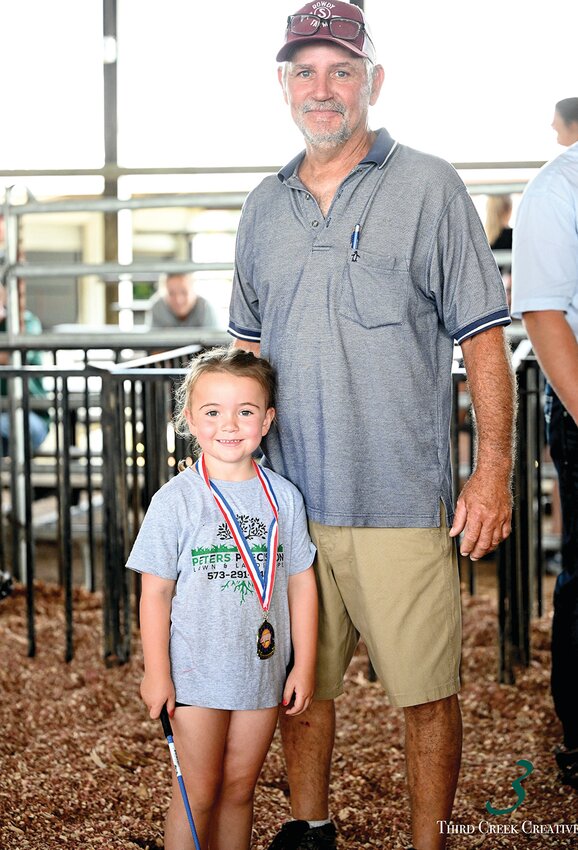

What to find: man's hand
left=450, top=469, right=512, bottom=560
left=457, top=327, right=516, bottom=559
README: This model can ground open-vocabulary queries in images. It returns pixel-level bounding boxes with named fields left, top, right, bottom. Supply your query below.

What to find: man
left=512, top=97, right=578, bottom=789
left=149, top=272, right=217, bottom=328
left=229, top=3, right=515, bottom=849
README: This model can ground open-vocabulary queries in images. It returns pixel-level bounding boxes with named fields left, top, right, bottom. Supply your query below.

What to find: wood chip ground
left=1, top=581, right=576, bottom=849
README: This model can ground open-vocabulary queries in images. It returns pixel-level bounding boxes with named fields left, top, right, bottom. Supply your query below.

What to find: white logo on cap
left=312, top=2, right=335, bottom=19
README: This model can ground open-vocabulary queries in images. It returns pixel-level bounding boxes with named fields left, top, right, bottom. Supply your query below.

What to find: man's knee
left=404, top=694, right=461, bottom=727
left=280, top=699, right=335, bottom=731
left=280, top=700, right=336, bottom=765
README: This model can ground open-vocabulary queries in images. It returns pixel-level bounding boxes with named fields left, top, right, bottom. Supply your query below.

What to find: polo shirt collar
left=278, top=128, right=397, bottom=182
left=360, top=128, right=397, bottom=167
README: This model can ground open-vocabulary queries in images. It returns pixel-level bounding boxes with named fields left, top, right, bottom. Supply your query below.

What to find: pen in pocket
left=350, top=224, right=361, bottom=262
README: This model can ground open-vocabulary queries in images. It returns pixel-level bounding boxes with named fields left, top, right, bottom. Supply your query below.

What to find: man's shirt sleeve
left=428, top=187, right=511, bottom=343
left=228, top=202, right=262, bottom=343
left=511, top=178, right=578, bottom=318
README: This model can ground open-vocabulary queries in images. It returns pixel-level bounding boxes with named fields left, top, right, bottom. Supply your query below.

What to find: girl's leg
left=210, top=706, right=279, bottom=850
left=164, top=706, right=230, bottom=850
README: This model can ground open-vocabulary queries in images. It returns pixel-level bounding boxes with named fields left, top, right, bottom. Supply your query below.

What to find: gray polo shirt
left=229, top=129, right=510, bottom=528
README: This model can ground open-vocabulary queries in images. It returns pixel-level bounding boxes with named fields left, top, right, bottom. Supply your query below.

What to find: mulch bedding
left=0, top=583, right=576, bottom=850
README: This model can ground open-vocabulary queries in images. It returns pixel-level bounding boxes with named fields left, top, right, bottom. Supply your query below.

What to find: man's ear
left=369, top=64, right=385, bottom=106
left=278, top=65, right=289, bottom=104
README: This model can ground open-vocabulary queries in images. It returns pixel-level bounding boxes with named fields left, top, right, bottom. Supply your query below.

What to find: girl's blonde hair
left=173, top=346, right=277, bottom=438
left=485, top=194, right=512, bottom=246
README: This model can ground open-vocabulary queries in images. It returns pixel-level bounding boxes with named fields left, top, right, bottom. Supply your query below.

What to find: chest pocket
left=339, top=251, right=409, bottom=329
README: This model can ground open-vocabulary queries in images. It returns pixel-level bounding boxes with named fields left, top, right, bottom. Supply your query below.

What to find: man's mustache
left=301, top=100, right=346, bottom=115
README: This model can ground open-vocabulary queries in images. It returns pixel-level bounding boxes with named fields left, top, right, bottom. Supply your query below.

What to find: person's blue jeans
left=0, top=411, right=49, bottom=457
left=545, top=385, right=578, bottom=750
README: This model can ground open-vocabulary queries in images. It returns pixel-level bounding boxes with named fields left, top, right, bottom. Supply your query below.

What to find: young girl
left=126, top=347, right=318, bottom=850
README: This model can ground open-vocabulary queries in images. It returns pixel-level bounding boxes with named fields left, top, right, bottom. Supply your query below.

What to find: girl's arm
left=283, top=566, right=318, bottom=716
left=139, top=573, right=176, bottom=719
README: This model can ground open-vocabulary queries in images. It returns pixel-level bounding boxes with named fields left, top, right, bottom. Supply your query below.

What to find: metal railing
left=451, top=337, right=546, bottom=684
left=0, top=333, right=227, bottom=662
left=1, top=333, right=552, bottom=684
left=497, top=347, right=545, bottom=683
left=95, top=334, right=551, bottom=679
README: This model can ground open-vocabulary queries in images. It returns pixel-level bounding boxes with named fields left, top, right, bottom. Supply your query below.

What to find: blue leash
left=159, top=705, right=202, bottom=850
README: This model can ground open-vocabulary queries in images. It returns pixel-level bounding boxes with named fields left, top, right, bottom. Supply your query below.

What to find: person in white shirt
left=511, top=96, right=578, bottom=788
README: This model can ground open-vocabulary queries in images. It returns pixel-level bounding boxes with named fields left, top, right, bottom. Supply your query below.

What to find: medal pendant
left=257, top=619, right=275, bottom=660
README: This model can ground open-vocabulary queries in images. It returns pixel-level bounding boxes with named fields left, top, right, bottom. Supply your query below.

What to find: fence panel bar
left=83, top=354, right=97, bottom=592
left=101, top=372, right=124, bottom=662
left=517, top=362, right=531, bottom=667
left=60, top=377, right=74, bottom=663
left=118, top=379, right=132, bottom=663
left=497, top=534, right=513, bottom=684
left=532, top=364, right=545, bottom=617
left=22, top=373, right=36, bottom=658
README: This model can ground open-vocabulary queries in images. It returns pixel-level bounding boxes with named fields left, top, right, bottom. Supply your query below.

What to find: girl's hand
left=140, top=673, right=176, bottom=720
left=282, top=666, right=315, bottom=716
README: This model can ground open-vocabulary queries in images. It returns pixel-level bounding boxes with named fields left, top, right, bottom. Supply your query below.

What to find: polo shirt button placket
left=311, top=220, right=319, bottom=228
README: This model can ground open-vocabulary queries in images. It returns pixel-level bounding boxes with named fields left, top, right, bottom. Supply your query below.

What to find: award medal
left=195, top=455, right=279, bottom=660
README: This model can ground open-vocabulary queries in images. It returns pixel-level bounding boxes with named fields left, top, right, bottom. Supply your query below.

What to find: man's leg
left=405, top=694, right=462, bottom=850
left=278, top=699, right=336, bottom=820
left=548, top=391, right=578, bottom=764
left=266, top=522, right=353, bottom=849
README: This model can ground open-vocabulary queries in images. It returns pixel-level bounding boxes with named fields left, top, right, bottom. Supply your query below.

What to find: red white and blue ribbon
left=195, top=454, right=279, bottom=613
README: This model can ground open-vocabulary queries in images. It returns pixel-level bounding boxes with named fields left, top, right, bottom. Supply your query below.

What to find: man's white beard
left=296, top=107, right=352, bottom=150
left=300, top=123, right=353, bottom=149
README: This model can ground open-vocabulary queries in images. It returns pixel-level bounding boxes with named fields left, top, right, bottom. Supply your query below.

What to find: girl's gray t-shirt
left=126, top=466, right=316, bottom=710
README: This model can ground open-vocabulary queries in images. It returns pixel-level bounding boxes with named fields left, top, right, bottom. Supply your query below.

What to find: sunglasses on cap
left=287, top=13, right=370, bottom=44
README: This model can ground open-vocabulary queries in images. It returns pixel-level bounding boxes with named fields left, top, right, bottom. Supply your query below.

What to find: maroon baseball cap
left=276, top=1, right=376, bottom=63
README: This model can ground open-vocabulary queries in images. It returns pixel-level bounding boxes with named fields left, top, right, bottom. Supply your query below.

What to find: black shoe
left=266, top=820, right=337, bottom=850
left=555, top=747, right=578, bottom=788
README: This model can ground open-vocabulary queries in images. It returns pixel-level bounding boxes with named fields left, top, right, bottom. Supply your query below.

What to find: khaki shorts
left=309, top=508, right=461, bottom=707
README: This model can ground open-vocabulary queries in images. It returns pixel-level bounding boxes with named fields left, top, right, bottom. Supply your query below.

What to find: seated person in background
left=148, top=272, right=217, bottom=328
left=0, top=281, right=49, bottom=456
left=485, top=194, right=513, bottom=307
left=485, top=194, right=513, bottom=251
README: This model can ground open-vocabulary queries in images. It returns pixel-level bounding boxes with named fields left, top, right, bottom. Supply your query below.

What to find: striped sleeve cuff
left=454, top=308, right=511, bottom=344
left=227, top=321, right=261, bottom=343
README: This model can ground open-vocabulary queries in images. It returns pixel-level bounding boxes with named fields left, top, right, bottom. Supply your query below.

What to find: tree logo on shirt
left=217, top=515, right=268, bottom=541
left=220, top=577, right=255, bottom=603
left=190, top=513, right=283, bottom=605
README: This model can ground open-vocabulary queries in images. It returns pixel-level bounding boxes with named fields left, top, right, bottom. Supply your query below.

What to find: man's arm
left=451, top=326, right=516, bottom=560
left=522, top=310, right=578, bottom=423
